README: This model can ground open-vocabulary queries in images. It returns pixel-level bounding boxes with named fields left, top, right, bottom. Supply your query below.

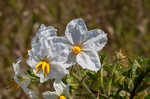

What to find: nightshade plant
left=9, top=18, right=150, bottom=99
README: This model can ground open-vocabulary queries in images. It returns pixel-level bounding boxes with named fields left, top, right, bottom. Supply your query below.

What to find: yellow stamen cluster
left=35, top=60, right=50, bottom=77
left=59, top=95, right=67, bottom=99
left=72, top=45, right=82, bottom=55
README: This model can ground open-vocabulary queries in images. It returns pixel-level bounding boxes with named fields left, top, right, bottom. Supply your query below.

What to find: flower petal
left=30, top=40, right=50, bottom=59
left=32, top=69, right=49, bottom=83
left=48, top=63, right=69, bottom=80
left=13, top=57, right=33, bottom=97
left=82, top=29, right=107, bottom=52
left=38, top=24, right=57, bottom=37
left=64, top=83, right=70, bottom=97
left=53, top=80, right=66, bottom=95
left=26, top=56, right=38, bottom=69
left=13, top=57, right=30, bottom=89
left=14, top=75, right=30, bottom=89
left=24, top=88, right=37, bottom=99
left=13, top=57, right=22, bottom=75
left=65, top=18, right=87, bottom=45
left=76, top=51, right=101, bottom=72
left=43, top=91, right=58, bottom=99
left=31, top=24, right=57, bottom=46
left=46, top=37, right=71, bottom=64
left=65, top=52, right=76, bottom=67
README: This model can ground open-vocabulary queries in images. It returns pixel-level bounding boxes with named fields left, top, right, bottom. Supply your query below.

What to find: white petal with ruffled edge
left=53, top=80, right=66, bottom=95
left=76, top=51, right=101, bottom=72
left=26, top=56, right=39, bottom=69
left=24, top=88, right=37, bottom=99
left=14, top=75, right=30, bottom=89
left=65, top=52, right=76, bottom=68
left=42, top=80, right=70, bottom=99
left=65, top=18, right=88, bottom=45
left=31, top=24, right=57, bottom=46
left=43, top=91, right=58, bottom=99
left=47, top=63, right=69, bottom=80
left=82, top=29, right=107, bottom=52
left=13, top=57, right=22, bottom=75
left=46, top=37, right=71, bottom=63
left=13, top=57, right=36, bottom=99
left=13, top=57, right=30, bottom=89
left=30, top=40, right=51, bottom=59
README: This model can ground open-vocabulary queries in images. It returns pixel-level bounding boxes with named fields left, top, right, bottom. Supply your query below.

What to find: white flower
left=27, top=36, right=69, bottom=83
left=42, top=80, right=70, bottom=99
left=52, top=18, right=107, bottom=71
left=13, top=57, right=36, bottom=99
left=31, top=24, right=57, bottom=46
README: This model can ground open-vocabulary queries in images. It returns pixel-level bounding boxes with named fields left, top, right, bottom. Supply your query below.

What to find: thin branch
left=71, top=72, right=97, bottom=99
left=130, top=70, right=150, bottom=99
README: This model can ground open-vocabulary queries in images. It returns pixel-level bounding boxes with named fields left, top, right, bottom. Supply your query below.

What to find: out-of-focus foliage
left=0, top=0, right=150, bottom=98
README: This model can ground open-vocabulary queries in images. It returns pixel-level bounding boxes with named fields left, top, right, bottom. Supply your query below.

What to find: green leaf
left=26, top=69, right=39, bottom=78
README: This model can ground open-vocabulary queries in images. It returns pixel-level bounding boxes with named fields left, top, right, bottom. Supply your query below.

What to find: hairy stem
left=130, top=70, right=150, bottom=99
left=71, top=73, right=97, bottom=99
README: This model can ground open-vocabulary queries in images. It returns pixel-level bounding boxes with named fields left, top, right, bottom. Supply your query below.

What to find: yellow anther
left=43, top=63, right=50, bottom=77
left=35, top=61, right=43, bottom=73
left=59, top=95, right=67, bottom=99
left=35, top=60, right=50, bottom=77
left=72, top=45, right=81, bottom=55
left=46, top=64, right=50, bottom=73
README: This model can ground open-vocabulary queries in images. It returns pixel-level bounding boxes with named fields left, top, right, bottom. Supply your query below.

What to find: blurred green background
left=0, top=0, right=150, bottom=98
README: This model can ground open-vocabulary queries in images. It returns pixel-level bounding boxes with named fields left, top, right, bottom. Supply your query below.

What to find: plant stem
left=71, top=73, right=97, bottom=99
left=130, top=70, right=150, bottom=99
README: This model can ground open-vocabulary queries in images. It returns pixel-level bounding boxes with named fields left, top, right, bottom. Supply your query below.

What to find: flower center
left=72, top=45, right=81, bottom=55
left=35, top=59, right=50, bottom=77
left=59, top=95, right=67, bottom=99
